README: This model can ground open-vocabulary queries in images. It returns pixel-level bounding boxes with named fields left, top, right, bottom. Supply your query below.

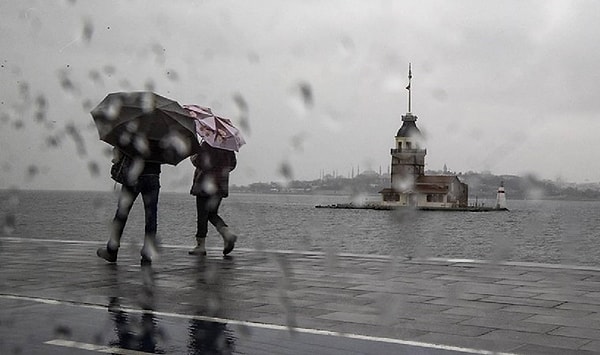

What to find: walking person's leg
left=98, top=184, right=138, bottom=262
left=206, top=196, right=237, bottom=255
left=189, top=195, right=210, bottom=255
left=139, top=175, right=160, bottom=263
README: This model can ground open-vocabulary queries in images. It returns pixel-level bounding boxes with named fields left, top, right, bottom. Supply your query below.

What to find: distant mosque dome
left=359, top=169, right=379, bottom=177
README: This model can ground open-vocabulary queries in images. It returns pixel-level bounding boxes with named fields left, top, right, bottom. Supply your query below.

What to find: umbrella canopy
left=183, top=104, right=246, bottom=152
left=91, top=92, right=200, bottom=165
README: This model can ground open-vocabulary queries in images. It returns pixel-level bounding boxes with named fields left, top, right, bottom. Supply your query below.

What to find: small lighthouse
left=496, top=181, right=507, bottom=210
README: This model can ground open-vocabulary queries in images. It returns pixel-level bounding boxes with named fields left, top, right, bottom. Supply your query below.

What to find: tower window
left=406, top=142, right=412, bottom=149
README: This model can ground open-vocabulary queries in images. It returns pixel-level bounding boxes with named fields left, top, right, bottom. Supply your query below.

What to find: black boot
left=218, top=226, right=237, bottom=256
left=97, top=244, right=118, bottom=263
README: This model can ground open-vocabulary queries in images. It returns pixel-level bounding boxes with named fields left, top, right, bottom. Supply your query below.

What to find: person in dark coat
left=97, top=148, right=162, bottom=263
left=189, top=142, right=238, bottom=256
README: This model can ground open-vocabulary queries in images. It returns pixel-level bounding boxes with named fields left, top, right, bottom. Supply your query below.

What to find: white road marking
left=3, top=236, right=600, bottom=271
left=45, top=339, right=152, bottom=354
left=2, top=294, right=515, bottom=355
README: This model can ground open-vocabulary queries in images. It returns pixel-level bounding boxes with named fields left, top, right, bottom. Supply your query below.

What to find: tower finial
left=406, top=63, right=413, bottom=113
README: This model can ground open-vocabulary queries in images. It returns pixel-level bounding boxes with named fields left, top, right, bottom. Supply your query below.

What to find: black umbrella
left=91, top=92, right=200, bottom=165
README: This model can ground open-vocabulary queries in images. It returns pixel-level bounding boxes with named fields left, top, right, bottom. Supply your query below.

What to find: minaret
left=389, top=63, right=427, bottom=191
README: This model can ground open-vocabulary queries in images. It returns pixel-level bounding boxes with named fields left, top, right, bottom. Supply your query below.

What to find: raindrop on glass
left=82, top=18, right=93, bottom=43
left=88, top=161, right=100, bottom=177
left=26, top=165, right=39, bottom=179
left=166, top=69, right=179, bottom=81
left=278, top=161, right=294, bottom=181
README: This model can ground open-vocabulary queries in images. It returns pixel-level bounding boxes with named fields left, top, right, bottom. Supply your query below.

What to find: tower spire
left=406, top=63, right=413, bottom=113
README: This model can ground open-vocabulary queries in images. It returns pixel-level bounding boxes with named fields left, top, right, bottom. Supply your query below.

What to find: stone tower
left=390, top=64, right=426, bottom=191
left=390, top=112, right=426, bottom=190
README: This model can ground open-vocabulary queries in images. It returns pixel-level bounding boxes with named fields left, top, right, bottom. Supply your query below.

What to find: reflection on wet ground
left=2, top=237, right=600, bottom=354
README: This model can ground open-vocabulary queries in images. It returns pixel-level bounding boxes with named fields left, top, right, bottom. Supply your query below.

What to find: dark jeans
left=196, top=195, right=227, bottom=239
left=111, top=175, right=160, bottom=244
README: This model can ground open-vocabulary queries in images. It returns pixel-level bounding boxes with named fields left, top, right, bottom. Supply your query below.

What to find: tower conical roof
left=396, top=113, right=422, bottom=138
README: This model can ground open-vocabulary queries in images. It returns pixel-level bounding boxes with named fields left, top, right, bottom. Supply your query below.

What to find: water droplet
left=432, top=88, right=448, bottom=102
left=58, top=69, right=78, bottom=94
left=160, top=132, right=192, bottom=163
left=119, top=79, right=132, bottom=90
left=141, top=92, right=155, bottom=113
left=392, top=175, right=415, bottom=192
left=2, top=213, right=16, bottom=235
left=106, top=97, right=123, bottom=120
left=144, top=80, right=155, bottom=92
left=201, top=180, right=218, bottom=195
left=34, top=111, right=45, bottom=122
left=81, top=99, right=93, bottom=111
left=54, top=324, right=72, bottom=338
left=290, top=133, right=306, bottom=152
left=82, top=18, right=93, bottom=43
left=65, top=123, right=87, bottom=156
left=88, top=161, right=100, bottom=177
left=19, top=82, right=30, bottom=101
left=166, top=69, right=179, bottom=81
left=338, top=36, right=355, bottom=57
left=298, top=82, right=313, bottom=108
left=89, top=70, right=102, bottom=85
left=151, top=43, right=166, bottom=64
left=132, top=136, right=150, bottom=156
left=232, top=93, right=250, bottom=134
left=27, top=165, right=39, bottom=179
left=287, top=81, right=313, bottom=117
left=103, top=65, right=116, bottom=76
left=278, top=161, right=294, bottom=181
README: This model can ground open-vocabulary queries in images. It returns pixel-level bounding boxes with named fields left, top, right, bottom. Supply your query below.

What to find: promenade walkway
left=1, top=237, right=600, bottom=354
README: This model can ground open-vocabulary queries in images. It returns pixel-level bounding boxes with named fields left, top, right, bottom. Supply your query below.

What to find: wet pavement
left=1, top=237, right=600, bottom=354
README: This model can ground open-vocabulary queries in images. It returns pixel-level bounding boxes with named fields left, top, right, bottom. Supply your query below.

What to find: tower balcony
left=391, top=148, right=427, bottom=155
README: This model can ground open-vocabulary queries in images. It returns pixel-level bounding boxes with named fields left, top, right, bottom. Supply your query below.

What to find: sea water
left=2, top=190, right=600, bottom=267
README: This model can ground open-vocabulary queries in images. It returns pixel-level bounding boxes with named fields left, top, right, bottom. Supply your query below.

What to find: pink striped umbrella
left=183, top=104, right=246, bottom=152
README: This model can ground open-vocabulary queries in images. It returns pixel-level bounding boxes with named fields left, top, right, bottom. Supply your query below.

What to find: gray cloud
left=2, top=0, right=600, bottom=191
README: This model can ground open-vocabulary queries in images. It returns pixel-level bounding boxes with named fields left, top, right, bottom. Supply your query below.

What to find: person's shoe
left=223, top=234, right=237, bottom=255
left=188, top=238, right=207, bottom=256
left=140, top=244, right=157, bottom=264
left=218, top=227, right=237, bottom=256
left=97, top=245, right=118, bottom=263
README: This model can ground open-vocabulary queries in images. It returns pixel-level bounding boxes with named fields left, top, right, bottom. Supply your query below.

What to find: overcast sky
left=2, top=0, right=600, bottom=192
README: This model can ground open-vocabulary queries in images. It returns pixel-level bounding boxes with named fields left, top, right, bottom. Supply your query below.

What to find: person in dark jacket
left=97, top=148, right=162, bottom=264
left=189, top=142, right=238, bottom=256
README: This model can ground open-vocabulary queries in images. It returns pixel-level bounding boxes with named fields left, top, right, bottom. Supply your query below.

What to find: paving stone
left=443, top=307, right=532, bottom=321
left=513, top=286, right=588, bottom=297
left=557, top=302, right=600, bottom=312
left=395, top=320, right=493, bottom=337
left=479, top=295, right=564, bottom=308
left=479, top=329, right=591, bottom=350
left=3, top=238, right=600, bottom=353
left=513, top=343, right=599, bottom=355
left=533, top=291, right=600, bottom=303
left=580, top=340, right=600, bottom=352
left=460, top=316, right=558, bottom=333
left=524, top=314, right=600, bottom=328
left=426, top=297, right=507, bottom=310
left=316, top=311, right=383, bottom=326
left=500, top=304, right=593, bottom=318
left=549, top=326, right=600, bottom=341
